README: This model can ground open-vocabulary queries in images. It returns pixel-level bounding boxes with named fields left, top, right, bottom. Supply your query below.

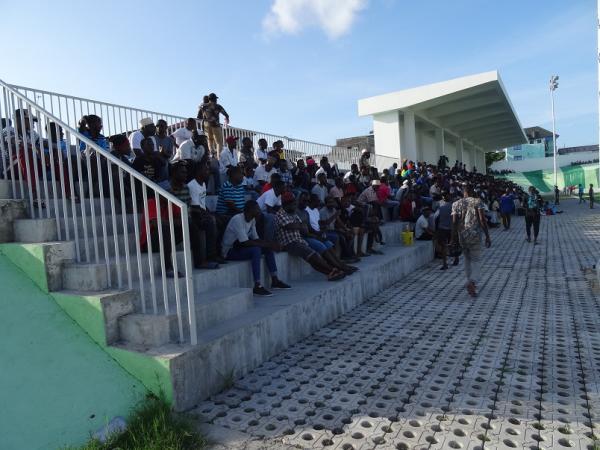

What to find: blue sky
left=0, top=0, right=596, bottom=149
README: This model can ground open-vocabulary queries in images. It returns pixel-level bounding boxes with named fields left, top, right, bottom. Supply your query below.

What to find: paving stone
left=195, top=202, right=600, bottom=450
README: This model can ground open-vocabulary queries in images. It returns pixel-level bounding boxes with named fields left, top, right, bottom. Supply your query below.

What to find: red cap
left=307, top=158, right=316, bottom=166
left=225, top=135, right=239, bottom=145
left=281, top=191, right=296, bottom=204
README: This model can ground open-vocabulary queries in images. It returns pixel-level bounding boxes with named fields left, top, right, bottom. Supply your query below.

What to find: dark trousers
left=145, top=219, right=203, bottom=269
left=525, top=211, right=540, bottom=240
left=227, top=246, right=277, bottom=284
left=501, top=212, right=511, bottom=229
left=191, top=208, right=218, bottom=259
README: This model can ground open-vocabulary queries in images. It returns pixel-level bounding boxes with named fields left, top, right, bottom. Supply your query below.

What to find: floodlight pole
left=550, top=75, right=559, bottom=187
left=597, top=0, right=600, bottom=186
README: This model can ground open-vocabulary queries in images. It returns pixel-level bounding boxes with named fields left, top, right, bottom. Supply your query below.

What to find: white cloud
left=262, top=0, right=367, bottom=39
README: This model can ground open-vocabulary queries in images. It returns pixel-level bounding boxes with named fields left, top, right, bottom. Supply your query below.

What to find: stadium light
left=550, top=75, right=559, bottom=187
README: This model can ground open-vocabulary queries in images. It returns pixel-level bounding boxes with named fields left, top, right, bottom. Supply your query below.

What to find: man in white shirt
left=222, top=200, right=290, bottom=296
left=415, top=207, right=434, bottom=241
left=254, top=157, right=278, bottom=186
left=172, top=131, right=206, bottom=164
left=170, top=118, right=197, bottom=148
left=188, top=163, right=224, bottom=266
left=219, top=135, right=239, bottom=175
left=129, top=117, right=157, bottom=157
left=254, top=138, right=269, bottom=165
left=256, top=181, right=284, bottom=241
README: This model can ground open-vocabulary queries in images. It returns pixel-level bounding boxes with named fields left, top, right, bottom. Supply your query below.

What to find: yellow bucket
left=402, top=230, right=414, bottom=246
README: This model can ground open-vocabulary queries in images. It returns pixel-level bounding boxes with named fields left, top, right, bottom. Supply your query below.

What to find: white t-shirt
left=129, top=130, right=144, bottom=151
left=255, top=148, right=268, bottom=163
left=306, top=207, right=320, bottom=232
left=173, top=139, right=205, bottom=162
left=171, top=127, right=193, bottom=147
left=219, top=146, right=238, bottom=173
left=415, top=215, right=429, bottom=239
left=187, top=179, right=207, bottom=209
left=254, top=165, right=278, bottom=183
left=257, top=189, right=281, bottom=212
left=221, top=213, right=259, bottom=257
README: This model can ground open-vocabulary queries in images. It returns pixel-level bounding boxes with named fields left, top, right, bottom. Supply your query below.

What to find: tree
left=486, top=151, right=506, bottom=167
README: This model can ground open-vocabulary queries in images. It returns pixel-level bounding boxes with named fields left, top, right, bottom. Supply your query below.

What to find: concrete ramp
left=0, top=254, right=147, bottom=450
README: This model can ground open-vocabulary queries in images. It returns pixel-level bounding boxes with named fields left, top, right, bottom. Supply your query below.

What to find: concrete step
left=117, top=287, right=252, bottom=347
left=120, top=241, right=434, bottom=411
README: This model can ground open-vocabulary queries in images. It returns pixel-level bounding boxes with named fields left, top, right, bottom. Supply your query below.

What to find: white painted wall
left=372, top=111, right=401, bottom=162
left=445, top=141, right=457, bottom=164
left=420, top=130, right=438, bottom=164
left=490, top=150, right=598, bottom=172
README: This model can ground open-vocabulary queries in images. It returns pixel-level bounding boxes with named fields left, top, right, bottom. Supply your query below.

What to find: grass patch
left=68, top=393, right=206, bottom=450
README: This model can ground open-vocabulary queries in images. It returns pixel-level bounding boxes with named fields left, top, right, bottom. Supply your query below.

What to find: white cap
left=371, top=179, right=381, bottom=186
left=361, top=148, right=369, bottom=154
left=315, top=167, right=326, bottom=176
left=139, top=117, right=154, bottom=128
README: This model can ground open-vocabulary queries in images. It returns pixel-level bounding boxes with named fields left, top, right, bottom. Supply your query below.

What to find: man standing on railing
left=198, top=93, right=229, bottom=158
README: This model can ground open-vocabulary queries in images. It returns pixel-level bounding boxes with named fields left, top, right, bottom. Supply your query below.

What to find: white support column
left=372, top=111, right=402, bottom=170
left=435, top=128, right=445, bottom=161
left=456, top=138, right=464, bottom=164
left=403, top=111, right=418, bottom=163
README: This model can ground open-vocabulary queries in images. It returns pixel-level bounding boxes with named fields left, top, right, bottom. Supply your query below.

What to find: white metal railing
left=0, top=79, right=198, bottom=345
left=10, top=84, right=360, bottom=168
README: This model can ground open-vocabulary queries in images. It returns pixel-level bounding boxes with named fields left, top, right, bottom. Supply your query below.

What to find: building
left=504, top=126, right=557, bottom=161
left=358, top=71, right=527, bottom=171
left=336, top=133, right=375, bottom=155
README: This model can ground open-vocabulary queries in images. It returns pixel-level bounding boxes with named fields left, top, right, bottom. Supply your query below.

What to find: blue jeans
left=226, top=246, right=277, bottom=284
left=304, top=237, right=334, bottom=254
left=258, top=212, right=276, bottom=241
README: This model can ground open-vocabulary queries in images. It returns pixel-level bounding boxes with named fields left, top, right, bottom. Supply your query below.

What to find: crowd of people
left=0, top=95, right=572, bottom=298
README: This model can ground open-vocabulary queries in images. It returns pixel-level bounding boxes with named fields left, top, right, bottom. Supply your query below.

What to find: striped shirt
left=216, top=181, right=246, bottom=214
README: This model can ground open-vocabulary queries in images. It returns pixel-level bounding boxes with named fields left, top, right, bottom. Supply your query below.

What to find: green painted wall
left=0, top=254, right=148, bottom=450
left=500, top=163, right=600, bottom=193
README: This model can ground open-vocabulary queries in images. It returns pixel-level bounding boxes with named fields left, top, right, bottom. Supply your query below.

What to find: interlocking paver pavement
left=193, top=200, right=600, bottom=450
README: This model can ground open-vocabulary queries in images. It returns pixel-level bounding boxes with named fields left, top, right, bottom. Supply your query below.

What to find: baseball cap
left=208, top=93, right=218, bottom=100
left=139, top=117, right=154, bottom=128
left=225, top=135, right=238, bottom=145
left=371, top=180, right=381, bottom=186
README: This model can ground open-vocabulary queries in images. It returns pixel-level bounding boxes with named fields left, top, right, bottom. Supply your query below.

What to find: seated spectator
left=311, top=172, right=329, bottom=205
left=216, top=166, right=246, bottom=217
left=358, top=165, right=371, bottom=189
left=378, top=176, right=400, bottom=221
left=139, top=163, right=208, bottom=277
left=297, top=194, right=358, bottom=274
left=257, top=180, right=285, bottom=241
left=343, top=163, right=360, bottom=181
left=329, top=177, right=344, bottom=200
left=129, top=118, right=157, bottom=156
left=222, top=200, right=291, bottom=296
left=261, top=172, right=282, bottom=194
left=278, top=159, right=292, bottom=185
left=320, top=196, right=359, bottom=262
left=242, top=165, right=259, bottom=200
left=219, top=135, right=239, bottom=178
left=170, top=118, right=197, bottom=148
left=188, top=163, right=225, bottom=267
left=254, top=156, right=278, bottom=186
left=154, top=119, right=175, bottom=180
left=272, top=139, right=285, bottom=160
left=340, top=194, right=375, bottom=257
left=132, top=137, right=165, bottom=184
left=291, top=158, right=311, bottom=191
left=79, top=114, right=109, bottom=153
left=172, top=130, right=207, bottom=171
left=239, top=137, right=255, bottom=167
left=415, top=207, right=434, bottom=240
left=275, top=192, right=347, bottom=281
left=254, top=138, right=269, bottom=165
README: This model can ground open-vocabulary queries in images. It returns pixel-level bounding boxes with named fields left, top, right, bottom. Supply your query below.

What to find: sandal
left=466, top=281, right=477, bottom=298
left=327, top=269, right=346, bottom=281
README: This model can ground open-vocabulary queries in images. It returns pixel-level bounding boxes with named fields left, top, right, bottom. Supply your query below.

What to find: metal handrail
left=0, top=79, right=197, bottom=345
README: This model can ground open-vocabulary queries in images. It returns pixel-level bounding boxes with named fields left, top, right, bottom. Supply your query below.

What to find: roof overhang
left=358, top=71, right=527, bottom=151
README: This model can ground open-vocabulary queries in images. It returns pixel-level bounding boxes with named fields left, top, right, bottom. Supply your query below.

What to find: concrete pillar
left=372, top=111, right=402, bottom=170
left=435, top=128, right=445, bottom=161
left=456, top=138, right=464, bottom=164
left=402, top=111, right=418, bottom=163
